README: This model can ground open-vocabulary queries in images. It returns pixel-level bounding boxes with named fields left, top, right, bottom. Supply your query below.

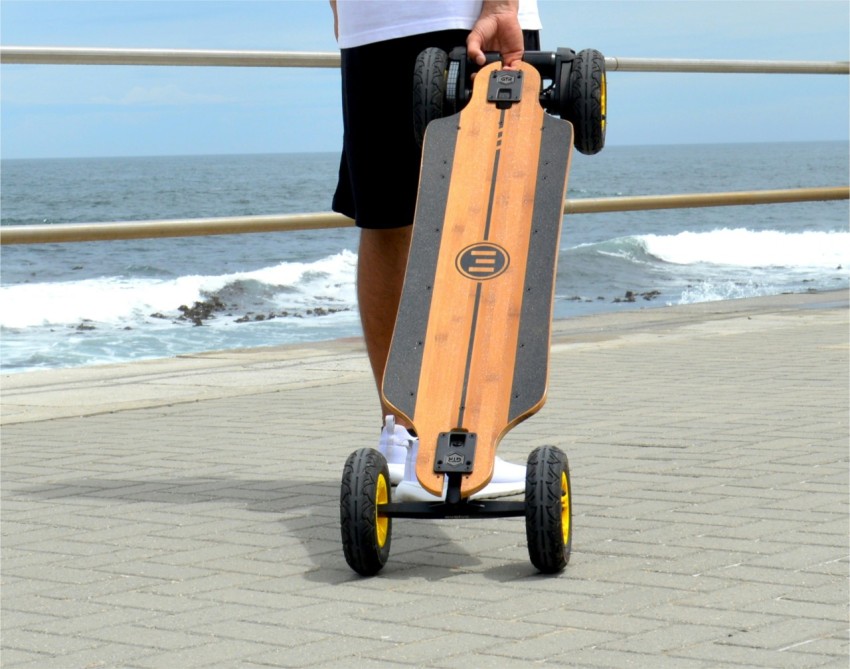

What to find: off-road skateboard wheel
left=413, top=47, right=450, bottom=148
left=340, top=448, right=392, bottom=576
left=568, top=48, right=606, bottom=155
left=525, top=445, right=572, bottom=573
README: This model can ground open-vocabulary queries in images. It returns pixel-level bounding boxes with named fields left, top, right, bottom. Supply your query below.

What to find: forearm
left=478, top=0, right=520, bottom=17
left=329, top=0, right=338, bottom=40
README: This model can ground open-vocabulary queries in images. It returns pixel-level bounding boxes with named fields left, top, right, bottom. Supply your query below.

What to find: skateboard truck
left=384, top=430, right=522, bottom=519
left=448, top=46, right=573, bottom=117
left=487, top=71, right=523, bottom=109
left=413, top=45, right=607, bottom=155
left=434, top=431, right=477, bottom=503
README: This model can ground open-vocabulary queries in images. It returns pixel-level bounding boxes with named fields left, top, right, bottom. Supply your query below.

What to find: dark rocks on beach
left=233, top=307, right=347, bottom=323
left=566, top=295, right=596, bottom=303
left=235, top=313, right=274, bottom=323
left=169, top=297, right=351, bottom=326
left=235, top=313, right=268, bottom=323
left=76, top=320, right=96, bottom=331
left=612, top=290, right=662, bottom=303
left=177, top=296, right=226, bottom=326
left=566, top=291, right=662, bottom=306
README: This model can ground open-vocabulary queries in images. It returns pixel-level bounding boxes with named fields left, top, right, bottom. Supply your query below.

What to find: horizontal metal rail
left=0, top=212, right=351, bottom=245
left=0, top=47, right=340, bottom=68
left=2, top=47, right=848, bottom=74
left=563, top=186, right=850, bottom=214
left=2, top=187, right=846, bottom=246
left=604, top=57, right=849, bottom=75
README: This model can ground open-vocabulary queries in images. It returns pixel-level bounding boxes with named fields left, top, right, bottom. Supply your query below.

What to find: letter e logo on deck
left=456, top=243, right=510, bottom=280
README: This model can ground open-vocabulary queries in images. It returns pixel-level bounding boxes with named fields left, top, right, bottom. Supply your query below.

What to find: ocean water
left=1, top=142, right=848, bottom=374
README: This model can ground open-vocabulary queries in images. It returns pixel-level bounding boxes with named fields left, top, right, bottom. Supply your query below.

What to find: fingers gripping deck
left=382, top=61, right=573, bottom=498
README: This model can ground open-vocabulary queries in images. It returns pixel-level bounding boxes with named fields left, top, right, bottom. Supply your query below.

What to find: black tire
left=525, top=445, right=572, bottom=573
left=568, top=49, right=606, bottom=155
left=340, top=448, right=392, bottom=576
left=413, top=47, right=449, bottom=148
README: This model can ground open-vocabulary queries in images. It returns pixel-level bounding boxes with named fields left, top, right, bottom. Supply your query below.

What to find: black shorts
left=332, top=29, right=541, bottom=230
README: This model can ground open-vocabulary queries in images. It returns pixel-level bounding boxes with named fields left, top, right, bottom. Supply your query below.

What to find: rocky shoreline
left=71, top=289, right=664, bottom=332
left=565, top=289, right=662, bottom=304
left=167, top=289, right=663, bottom=327
left=151, top=295, right=350, bottom=328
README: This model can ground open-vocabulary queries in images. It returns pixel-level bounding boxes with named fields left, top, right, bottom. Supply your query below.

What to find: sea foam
left=638, top=228, right=848, bottom=269
left=0, top=250, right=358, bottom=329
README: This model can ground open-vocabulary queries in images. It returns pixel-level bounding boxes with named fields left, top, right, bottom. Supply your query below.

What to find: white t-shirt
left=336, top=0, right=542, bottom=49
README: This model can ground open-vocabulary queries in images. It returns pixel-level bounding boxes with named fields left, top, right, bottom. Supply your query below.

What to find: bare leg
left=357, top=225, right=413, bottom=426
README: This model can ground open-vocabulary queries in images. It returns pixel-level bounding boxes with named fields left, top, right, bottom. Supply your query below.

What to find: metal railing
left=2, top=187, right=847, bottom=245
left=3, top=46, right=848, bottom=74
left=1, top=46, right=847, bottom=246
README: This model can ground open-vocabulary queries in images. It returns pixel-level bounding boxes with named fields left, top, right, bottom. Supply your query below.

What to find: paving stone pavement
left=2, top=291, right=848, bottom=668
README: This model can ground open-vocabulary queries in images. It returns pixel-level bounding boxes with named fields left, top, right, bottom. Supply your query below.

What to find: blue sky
left=1, top=0, right=848, bottom=159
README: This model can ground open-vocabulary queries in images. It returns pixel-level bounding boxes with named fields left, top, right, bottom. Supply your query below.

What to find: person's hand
left=466, top=0, right=524, bottom=68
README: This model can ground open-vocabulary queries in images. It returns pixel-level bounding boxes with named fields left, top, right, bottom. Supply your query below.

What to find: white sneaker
left=377, top=415, right=416, bottom=485
left=480, top=457, right=528, bottom=498
left=395, top=440, right=526, bottom=501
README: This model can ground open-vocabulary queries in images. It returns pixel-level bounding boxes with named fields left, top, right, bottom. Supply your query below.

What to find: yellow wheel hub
left=560, top=471, right=571, bottom=544
left=600, top=72, right=607, bottom=134
left=375, top=473, right=389, bottom=548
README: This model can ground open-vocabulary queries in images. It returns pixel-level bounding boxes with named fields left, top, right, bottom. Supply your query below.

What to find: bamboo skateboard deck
left=382, top=60, right=574, bottom=499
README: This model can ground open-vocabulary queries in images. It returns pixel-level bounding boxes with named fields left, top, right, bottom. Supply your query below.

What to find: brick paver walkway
left=2, top=291, right=848, bottom=668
